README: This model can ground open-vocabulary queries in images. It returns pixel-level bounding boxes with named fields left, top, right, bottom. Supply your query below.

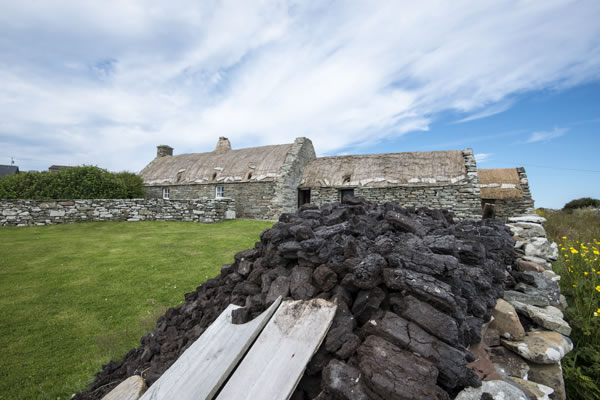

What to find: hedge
left=0, top=166, right=145, bottom=200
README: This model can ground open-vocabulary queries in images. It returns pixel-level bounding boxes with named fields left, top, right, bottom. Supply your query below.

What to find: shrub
left=563, top=197, right=600, bottom=212
left=0, top=166, right=145, bottom=199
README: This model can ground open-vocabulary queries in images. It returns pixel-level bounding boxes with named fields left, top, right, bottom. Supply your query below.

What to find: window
left=162, top=187, right=170, bottom=199
left=216, top=185, right=224, bottom=198
left=340, top=189, right=354, bottom=202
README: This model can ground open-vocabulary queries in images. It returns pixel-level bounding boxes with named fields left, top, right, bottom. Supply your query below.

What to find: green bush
left=0, top=166, right=145, bottom=199
left=563, top=197, right=600, bottom=212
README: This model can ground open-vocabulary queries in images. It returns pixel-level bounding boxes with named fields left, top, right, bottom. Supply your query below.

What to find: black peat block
left=74, top=197, right=515, bottom=400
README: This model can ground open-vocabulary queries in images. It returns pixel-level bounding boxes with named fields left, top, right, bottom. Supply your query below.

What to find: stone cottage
left=478, top=167, right=535, bottom=219
left=298, top=149, right=482, bottom=220
left=140, top=137, right=316, bottom=220
left=141, top=139, right=484, bottom=220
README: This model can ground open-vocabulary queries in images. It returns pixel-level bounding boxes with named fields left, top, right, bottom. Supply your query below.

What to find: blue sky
left=0, top=1, right=599, bottom=208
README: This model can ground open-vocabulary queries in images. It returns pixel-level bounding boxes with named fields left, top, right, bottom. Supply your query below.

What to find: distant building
left=0, top=165, right=19, bottom=178
left=140, top=137, right=484, bottom=220
left=478, top=167, right=535, bottom=219
left=48, top=165, right=73, bottom=173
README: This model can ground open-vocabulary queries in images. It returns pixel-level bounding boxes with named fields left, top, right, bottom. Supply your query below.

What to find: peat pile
left=76, top=197, right=516, bottom=400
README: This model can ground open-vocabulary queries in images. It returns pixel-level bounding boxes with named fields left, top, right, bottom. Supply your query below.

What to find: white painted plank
left=216, top=299, right=337, bottom=400
left=140, top=297, right=282, bottom=400
left=101, top=375, right=146, bottom=400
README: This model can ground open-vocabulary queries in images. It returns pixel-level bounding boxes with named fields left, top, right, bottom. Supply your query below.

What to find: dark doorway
left=340, top=189, right=354, bottom=202
left=298, top=189, right=311, bottom=207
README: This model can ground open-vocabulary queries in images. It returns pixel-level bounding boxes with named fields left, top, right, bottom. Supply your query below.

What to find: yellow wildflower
left=571, top=248, right=579, bottom=254
left=596, top=285, right=600, bottom=292
left=585, top=272, right=589, bottom=276
left=562, top=236, right=567, bottom=239
left=594, top=250, right=599, bottom=255
left=573, top=284, right=577, bottom=288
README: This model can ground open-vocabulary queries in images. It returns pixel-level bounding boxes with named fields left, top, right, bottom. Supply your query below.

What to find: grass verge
left=541, top=208, right=600, bottom=399
left=0, top=220, right=273, bottom=400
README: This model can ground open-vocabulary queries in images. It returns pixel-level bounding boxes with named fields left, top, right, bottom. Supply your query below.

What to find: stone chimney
left=156, top=145, right=173, bottom=158
left=214, top=137, right=232, bottom=153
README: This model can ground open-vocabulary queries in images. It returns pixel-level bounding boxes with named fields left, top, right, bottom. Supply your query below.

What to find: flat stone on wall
left=0, top=198, right=236, bottom=227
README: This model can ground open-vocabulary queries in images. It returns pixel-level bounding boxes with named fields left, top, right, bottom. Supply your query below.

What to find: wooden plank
left=101, top=375, right=146, bottom=400
left=216, top=299, right=337, bottom=400
left=140, top=297, right=282, bottom=400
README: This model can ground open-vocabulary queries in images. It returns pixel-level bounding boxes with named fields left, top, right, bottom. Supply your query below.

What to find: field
left=0, top=220, right=273, bottom=400
left=542, top=208, right=600, bottom=399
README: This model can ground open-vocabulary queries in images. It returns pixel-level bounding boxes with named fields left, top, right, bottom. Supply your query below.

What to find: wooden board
left=140, top=297, right=282, bottom=400
left=101, top=375, right=146, bottom=400
left=216, top=298, right=337, bottom=400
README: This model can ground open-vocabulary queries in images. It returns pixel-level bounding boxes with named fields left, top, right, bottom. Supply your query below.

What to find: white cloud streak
left=526, top=127, right=569, bottom=143
left=0, top=0, right=599, bottom=171
left=475, top=153, right=492, bottom=163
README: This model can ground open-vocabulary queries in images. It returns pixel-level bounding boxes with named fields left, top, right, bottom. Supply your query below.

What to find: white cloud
left=0, top=1, right=599, bottom=171
left=475, top=153, right=493, bottom=163
left=526, top=127, right=569, bottom=143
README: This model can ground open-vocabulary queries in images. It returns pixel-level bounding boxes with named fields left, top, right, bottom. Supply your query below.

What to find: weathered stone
left=527, top=362, right=567, bottom=400
left=321, top=359, right=372, bottom=400
left=504, top=290, right=553, bottom=307
left=357, top=335, right=449, bottom=400
left=467, top=343, right=504, bottom=381
left=393, top=295, right=460, bottom=346
left=521, top=255, right=552, bottom=270
left=490, top=298, right=525, bottom=340
left=265, top=276, right=290, bottom=304
left=510, top=377, right=554, bottom=400
left=507, top=222, right=547, bottom=239
left=385, top=210, right=426, bottom=236
left=524, top=238, right=558, bottom=261
left=515, top=259, right=546, bottom=273
left=346, top=254, right=387, bottom=289
left=290, top=266, right=317, bottom=300
left=312, top=265, right=337, bottom=291
left=508, top=216, right=547, bottom=224
left=501, top=332, right=573, bottom=364
left=510, top=302, right=571, bottom=336
left=489, top=346, right=530, bottom=380
left=455, top=380, right=528, bottom=400
left=352, top=287, right=386, bottom=325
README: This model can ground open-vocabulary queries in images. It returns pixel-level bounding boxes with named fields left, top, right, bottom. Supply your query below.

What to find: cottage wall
left=484, top=167, right=535, bottom=220
left=0, top=198, right=235, bottom=226
left=145, top=181, right=280, bottom=220
left=275, top=137, right=317, bottom=214
left=307, top=149, right=482, bottom=220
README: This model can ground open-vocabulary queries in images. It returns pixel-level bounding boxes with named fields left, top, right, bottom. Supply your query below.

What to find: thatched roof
left=479, top=168, right=522, bottom=199
left=140, top=143, right=293, bottom=185
left=299, top=150, right=467, bottom=188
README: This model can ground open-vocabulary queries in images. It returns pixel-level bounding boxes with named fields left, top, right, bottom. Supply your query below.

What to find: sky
left=0, top=0, right=599, bottom=209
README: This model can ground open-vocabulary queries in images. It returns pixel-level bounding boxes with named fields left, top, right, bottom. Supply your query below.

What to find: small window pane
left=216, top=186, right=224, bottom=198
left=162, top=187, right=169, bottom=199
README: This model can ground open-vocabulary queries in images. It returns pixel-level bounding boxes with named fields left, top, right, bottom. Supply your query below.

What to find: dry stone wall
left=309, top=149, right=482, bottom=220
left=0, top=199, right=236, bottom=226
left=145, top=181, right=279, bottom=220
left=485, top=168, right=535, bottom=220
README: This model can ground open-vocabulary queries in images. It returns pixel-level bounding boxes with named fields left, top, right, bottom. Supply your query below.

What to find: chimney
left=157, top=145, right=173, bottom=158
left=214, top=137, right=232, bottom=153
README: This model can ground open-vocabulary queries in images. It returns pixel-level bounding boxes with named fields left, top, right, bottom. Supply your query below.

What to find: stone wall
left=484, top=168, right=535, bottom=220
left=308, top=149, right=482, bottom=220
left=0, top=198, right=236, bottom=227
left=146, top=181, right=280, bottom=220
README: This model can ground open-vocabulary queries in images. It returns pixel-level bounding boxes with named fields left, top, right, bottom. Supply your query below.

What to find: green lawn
left=0, top=220, right=273, bottom=400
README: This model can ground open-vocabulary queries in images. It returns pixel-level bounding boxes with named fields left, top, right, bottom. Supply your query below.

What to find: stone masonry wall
left=145, top=181, right=280, bottom=220
left=0, top=198, right=236, bottom=227
left=485, top=168, right=535, bottom=220
left=274, top=137, right=316, bottom=215
left=308, top=149, right=482, bottom=220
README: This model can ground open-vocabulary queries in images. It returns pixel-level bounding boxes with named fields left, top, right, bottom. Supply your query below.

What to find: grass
left=0, top=220, right=273, bottom=400
left=540, top=208, right=600, bottom=399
